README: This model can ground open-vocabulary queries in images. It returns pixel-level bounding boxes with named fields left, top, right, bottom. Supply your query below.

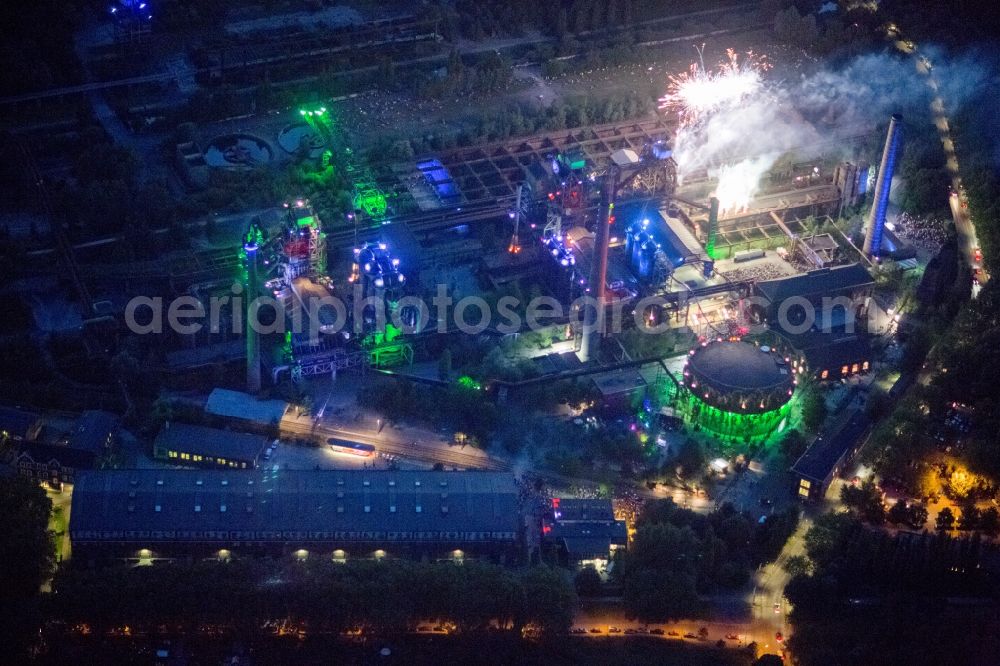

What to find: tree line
left=46, top=559, right=576, bottom=640
left=785, top=512, right=1000, bottom=665
left=0, top=477, right=54, bottom=659
left=445, top=0, right=712, bottom=40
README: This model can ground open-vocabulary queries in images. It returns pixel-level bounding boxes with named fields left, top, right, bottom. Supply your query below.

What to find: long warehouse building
left=70, top=469, right=522, bottom=565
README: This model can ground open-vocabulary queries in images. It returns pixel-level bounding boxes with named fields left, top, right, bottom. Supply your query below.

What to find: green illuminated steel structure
left=705, top=196, right=720, bottom=260
left=298, top=102, right=390, bottom=225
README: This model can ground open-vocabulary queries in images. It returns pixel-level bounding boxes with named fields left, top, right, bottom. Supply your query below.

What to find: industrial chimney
left=243, top=222, right=262, bottom=394
left=863, top=114, right=904, bottom=258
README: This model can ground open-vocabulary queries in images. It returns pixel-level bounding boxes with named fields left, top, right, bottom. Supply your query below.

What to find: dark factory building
left=542, top=498, right=627, bottom=569
left=14, top=410, right=119, bottom=488
left=777, top=331, right=875, bottom=381
left=755, top=263, right=875, bottom=326
left=0, top=406, right=42, bottom=443
left=69, top=469, right=522, bottom=565
left=791, top=412, right=872, bottom=501
left=152, top=422, right=267, bottom=469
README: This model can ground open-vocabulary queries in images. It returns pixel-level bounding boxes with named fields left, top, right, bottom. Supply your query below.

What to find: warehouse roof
left=555, top=528, right=628, bottom=559
left=546, top=498, right=626, bottom=560
left=799, top=334, right=873, bottom=371
left=756, top=263, right=873, bottom=304
left=792, top=412, right=871, bottom=484
left=154, top=422, right=267, bottom=461
left=205, top=389, right=288, bottom=425
left=69, top=470, right=520, bottom=540
left=65, top=410, right=119, bottom=455
left=0, top=406, right=40, bottom=441
left=552, top=498, right=616, bottom=522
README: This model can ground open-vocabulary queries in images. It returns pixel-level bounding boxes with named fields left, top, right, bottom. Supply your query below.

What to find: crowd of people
left=721, top=262, right=788, bottom=283
left=345, top=90, right=449, bottom=136
left=892, top=212, right=949, bottom=253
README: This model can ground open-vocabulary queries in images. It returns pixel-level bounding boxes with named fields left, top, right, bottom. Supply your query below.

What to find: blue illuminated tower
left=863, top=114, right=904, bottom=258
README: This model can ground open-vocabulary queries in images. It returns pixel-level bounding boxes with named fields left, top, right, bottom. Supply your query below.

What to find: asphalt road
left=278, top=413, right=512, bottom=471
left=892, top=28, right=988, bottom=294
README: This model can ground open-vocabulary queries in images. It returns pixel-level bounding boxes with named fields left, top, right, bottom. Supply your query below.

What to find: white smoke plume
left=666, top=46, right=986, bottom=205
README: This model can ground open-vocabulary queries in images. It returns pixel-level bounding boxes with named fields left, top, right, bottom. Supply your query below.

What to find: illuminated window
left=800, top=479, right=811, bottom=490
left=799, top=486, right=810, bottom=498
left=862, top=361, right=869, bottom=371
left=180, top=453, right=191, bottom=460
left=193, top=455, right=202, bottom=462
left=217, top=458, right=226, bottom=465
left=821, top=370, right=829, bottom=380
left=841, top=365, right=849, bottom=375
left=168, top=450, right=178, bottom=459
left=241, top=462, right=247, bottom=469
left=851, top=363, right=859, bottom=374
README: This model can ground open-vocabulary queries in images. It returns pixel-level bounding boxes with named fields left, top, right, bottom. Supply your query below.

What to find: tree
left=979, top=507, right=1000, bottom=536
left=888, top=500, right=911, bottom=525
left=620, top=522, right=702, bottom=621
left=936, top=507, right=955, bottom=531
left=672, top=438, right=705, bottom=480
left=755, top=656, right=784, bottom=666
left=840, top=480, right=886, bottom=525
left=957, top=504, right=981, bottom=531
left=574, top=565, right=602, bottom=597
left=947, top=468, right=976, bottom=500
left=554, top=8, right=568, bottom=37
left=438, top=348, right=453, bottom=381
left=779, top=429, right=808, bottom=461
left=907, top=503, right=929, bottom=529
left=623, top=567, right=699, bottom=623
left=783, top=554, right=812, bottom=578
left=0, top=477, right=54, bottom=657
left=801, top=389, right=828, bottom=431
left=518, top=566, right=576, bottom=634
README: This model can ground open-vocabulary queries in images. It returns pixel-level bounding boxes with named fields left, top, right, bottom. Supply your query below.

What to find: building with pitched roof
left=69, top=469, right=521, bottom=564
left=755, top=263, right=874, bottom=328
left=14, top=410, right=118, bottom=488
left=152, top=422, right=267, bottom=469
left=0, top=406, right=42, bottom=443
left=792, top=411, right=871, bottom=501
left=542, top=498, right=627, bottom=569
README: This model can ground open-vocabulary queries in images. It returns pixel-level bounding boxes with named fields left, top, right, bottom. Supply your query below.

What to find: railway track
left=279, top=418, right=513, bottom=471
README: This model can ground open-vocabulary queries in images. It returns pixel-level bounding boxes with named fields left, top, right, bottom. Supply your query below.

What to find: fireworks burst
left=660, top=48, right=771, bottom=125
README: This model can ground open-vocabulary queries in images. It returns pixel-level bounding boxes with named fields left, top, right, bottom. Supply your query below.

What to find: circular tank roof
left=684, top=341, right=794, bottom=413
